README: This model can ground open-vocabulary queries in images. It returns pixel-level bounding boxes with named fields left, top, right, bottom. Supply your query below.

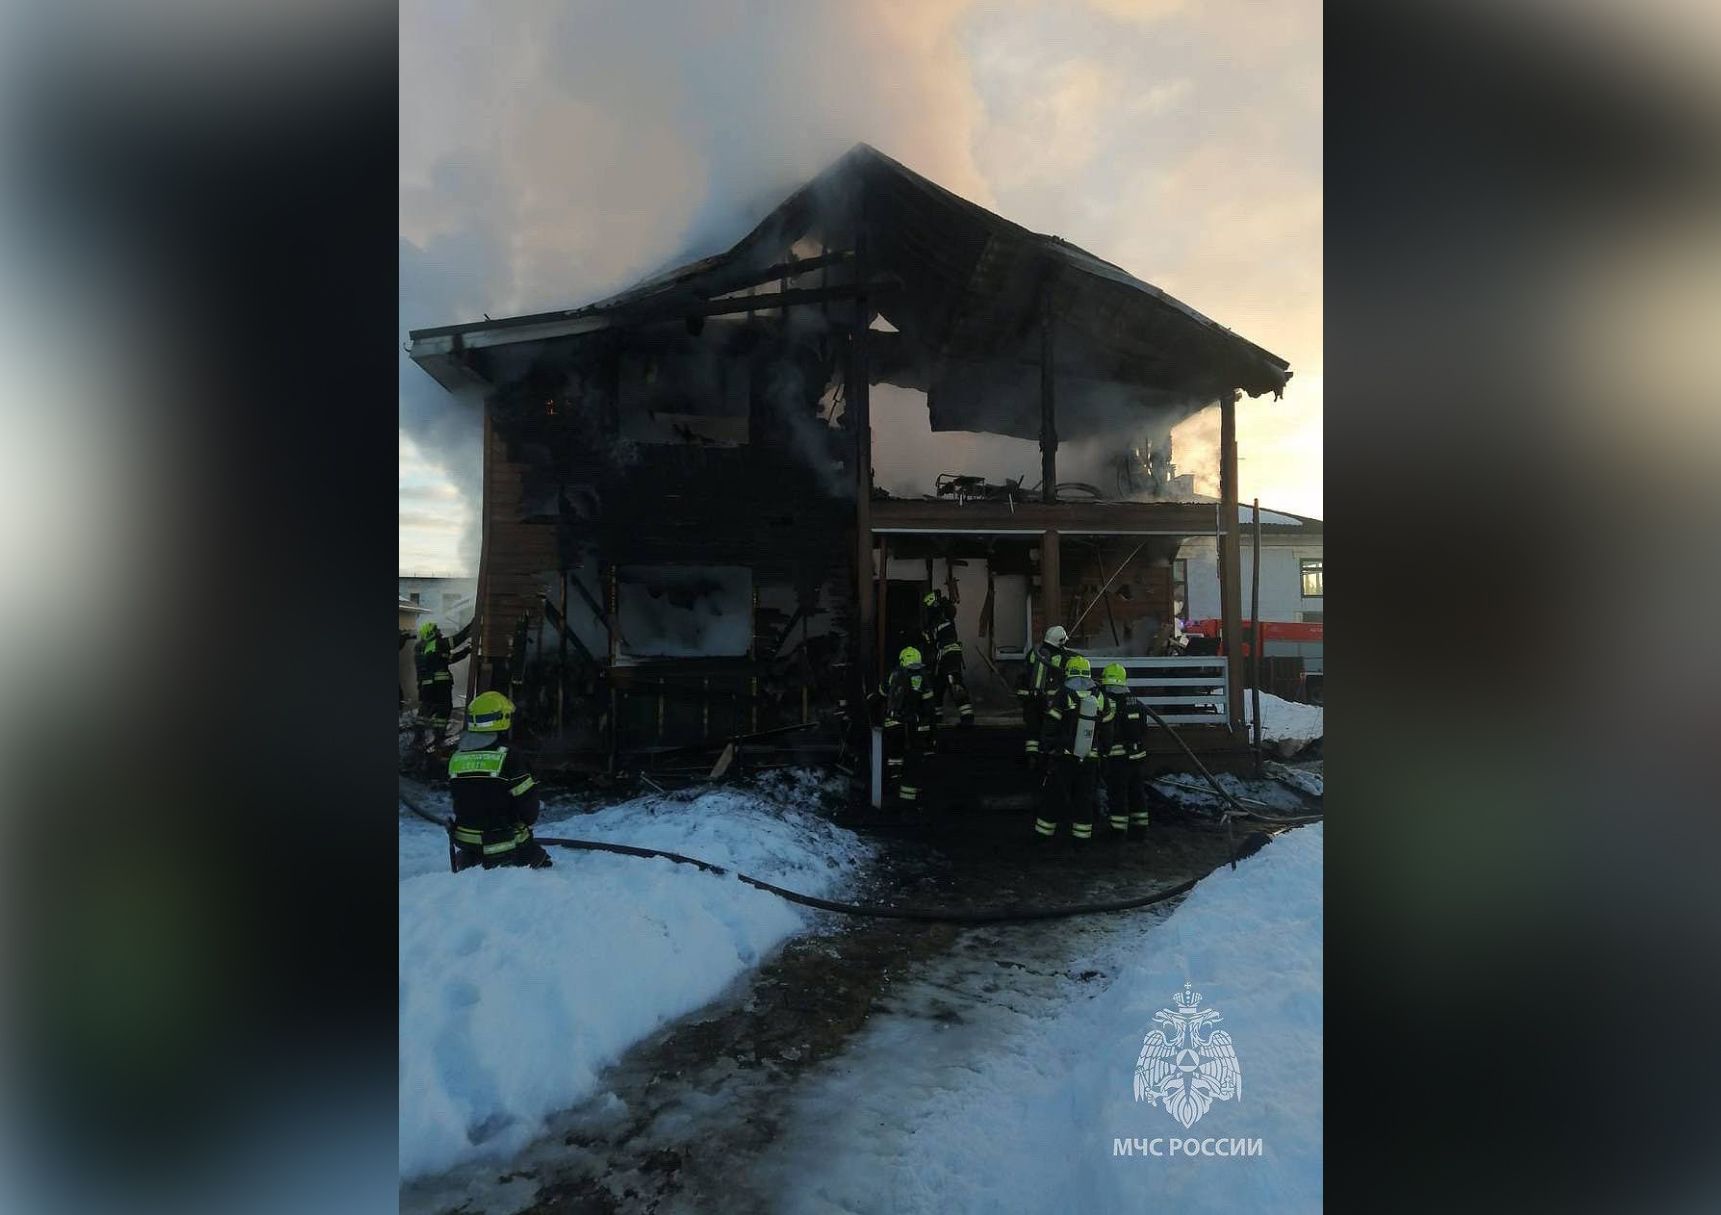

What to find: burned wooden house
left=407, top=144, right=1290, bottom=787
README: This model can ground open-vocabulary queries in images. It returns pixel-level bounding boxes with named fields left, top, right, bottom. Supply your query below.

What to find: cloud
left=1083, top=0, right=1189, bottom=23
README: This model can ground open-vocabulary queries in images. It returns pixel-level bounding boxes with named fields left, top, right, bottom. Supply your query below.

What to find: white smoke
left=400, top=0, right=989, bottom=571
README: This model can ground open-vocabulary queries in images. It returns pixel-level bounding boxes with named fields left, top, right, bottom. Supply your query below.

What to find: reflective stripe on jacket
left=447, top=735, right=541, bottom=847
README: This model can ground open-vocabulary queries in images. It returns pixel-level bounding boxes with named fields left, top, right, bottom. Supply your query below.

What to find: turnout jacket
left=1103, top=688, right=1150, bottom=759
left=882, top=665, right=936, bottom=728
left=1017, top=641, right=1070, bottom=705
left=415, top=621, right=473, bottom=687
left=447, top=730, right=541, bottom=849
left=923, top=600, right=963, bottom=668
left=1041, top=678, right=1116, bottom=759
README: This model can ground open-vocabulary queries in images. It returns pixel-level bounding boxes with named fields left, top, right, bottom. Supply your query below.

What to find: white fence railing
left=1103, top=655, right=1230, bottom=726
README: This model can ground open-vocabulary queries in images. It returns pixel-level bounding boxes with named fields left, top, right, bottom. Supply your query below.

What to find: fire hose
left=400, top=793, right=1243, bottom=925
left=399, top=702, right=1319, bottom=917
left=1134, top=699, right=1325, bottom=827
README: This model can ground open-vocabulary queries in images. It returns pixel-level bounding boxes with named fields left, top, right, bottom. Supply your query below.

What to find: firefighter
left=1016, top=624, right=1071, bottom=768
left=1099, top=662, right=1151, bottom=839
left=447, top=690, right=552, bottom=872
left=414, top=618, right=473, bottom=751
left=921, top=589, right=974, bottom=733
left=880, top=645, right=936, bottom=811
left=1034, top=654, right=1114, bottom=843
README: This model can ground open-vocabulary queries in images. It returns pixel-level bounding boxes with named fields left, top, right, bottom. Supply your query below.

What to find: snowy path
left=398, top=772, right=872, bottom=1182
left=399, top=799, right=1286, bottom=1214
left=754, top=825, right=1323, bottom=1214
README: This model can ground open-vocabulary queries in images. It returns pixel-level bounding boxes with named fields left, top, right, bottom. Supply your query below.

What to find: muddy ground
left=401, top=809, right=1265, bottom=1215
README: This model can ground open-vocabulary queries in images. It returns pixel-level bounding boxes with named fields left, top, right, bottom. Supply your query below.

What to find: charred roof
left=409, top=143, right=1291, bottom=441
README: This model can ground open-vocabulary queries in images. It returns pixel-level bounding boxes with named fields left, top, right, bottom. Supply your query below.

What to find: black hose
left=399, top=795, right=1220, bottom=924
left=1135, top=701, right=1324, bottom=827
left=536, top=834, right=1206, bottom=924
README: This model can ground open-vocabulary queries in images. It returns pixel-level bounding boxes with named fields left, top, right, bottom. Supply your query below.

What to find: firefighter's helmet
left=1101, top=662, right=1128, bottom=688
left=922, top=591, right=938, bottom=608
left=417, top=619, right=440, bottom=642
left=1044, top=625, right=1069, bottom=646
left=466, top=690, right=516, bottom=733
left=898, top=645, right=924, bottom=668
left=1064, top=654, right=1092, bottom=678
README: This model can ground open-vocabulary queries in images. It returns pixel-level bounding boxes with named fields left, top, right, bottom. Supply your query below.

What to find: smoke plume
left=400, top=0, right=988, bottom=572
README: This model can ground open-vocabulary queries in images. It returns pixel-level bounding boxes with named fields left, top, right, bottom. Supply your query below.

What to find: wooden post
left=1041, top=529, right=1061, bottom=636
left=533, top=580, right=546, bottom=680
left=1040, top=304, right=1057, bottom=503
left=468, top=406, right=493, bottom=702
left=1251, top=495, right=1264, bottom=772
left=875, top=535, right=889, bottom=682
left=557, top=569, right=568, bottom=734
left=607, top=564, right=619, bottom=771
left=850, top=223, right=875, bottom=704
left=1219, top=390, right=1245, bottom=733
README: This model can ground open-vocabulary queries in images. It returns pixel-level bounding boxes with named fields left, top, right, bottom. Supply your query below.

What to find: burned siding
left=467, top=319, right=860, bottom=766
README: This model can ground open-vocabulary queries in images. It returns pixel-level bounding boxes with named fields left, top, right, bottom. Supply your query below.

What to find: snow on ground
left=1150, top=769, right=1313, bottom=816
left=1240, top=691, right=1323, bottom=755
left=756, top=825, right=1323, bottom=1214
left=398, top=772, right=872, bottom=1179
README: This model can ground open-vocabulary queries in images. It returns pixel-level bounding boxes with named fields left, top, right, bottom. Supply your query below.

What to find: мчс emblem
left=1133, top=983, right=1242, bottom=1128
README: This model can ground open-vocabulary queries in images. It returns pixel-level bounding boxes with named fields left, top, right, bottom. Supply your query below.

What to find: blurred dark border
left=3, top=5, right=401, bottom=1211
left=1327, top=0, right=1721, bottom=1208
left=5, top=0, right=1718, bottom=1209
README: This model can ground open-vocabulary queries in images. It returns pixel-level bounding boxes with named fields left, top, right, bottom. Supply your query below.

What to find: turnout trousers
left=1035, top=754, right=1098, bottom=841
left=1103, top=756, right=1149, bottom=835
left=882, top=720, right=929, bottom=809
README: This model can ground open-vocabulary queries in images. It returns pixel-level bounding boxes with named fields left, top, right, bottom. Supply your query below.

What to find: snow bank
left=1241, top=690, right=1323, bottom=754
left=767, top=825, right=1323, bottom=1214
left=397, top=772, right=871, bottom=1179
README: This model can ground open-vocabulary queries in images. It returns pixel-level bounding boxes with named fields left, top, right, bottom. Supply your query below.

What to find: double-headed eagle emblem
left=1133, top=983, right=1242, bottom=1128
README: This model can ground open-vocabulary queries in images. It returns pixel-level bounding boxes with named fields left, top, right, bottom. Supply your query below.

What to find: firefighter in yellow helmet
left=446, top=690, right=551, bottom=872
left=879, top=644, right=936, bottom=811
left=1099, top=662, right=1151, bottom=839
left=414, top=616, right=473, bottom=752
left=1033, top=653, right=1114, bottom=843
left=920, top=589, right=973, bottom=735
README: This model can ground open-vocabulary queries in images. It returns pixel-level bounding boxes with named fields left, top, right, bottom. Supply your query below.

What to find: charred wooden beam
left=851, top=219, right=876, bottom=695
left=688, top=278, right=895, bottom=321
left=540, top=596, right=600, bottom=670
left=1040, top=529, right=1061, bottom=635
left=1040, top=304, right=1058, bottom=503
left=717, top=250, right=852, bottom=298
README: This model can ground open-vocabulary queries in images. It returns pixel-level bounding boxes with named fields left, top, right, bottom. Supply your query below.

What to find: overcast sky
left=400, top=0, right=1321, bottom=575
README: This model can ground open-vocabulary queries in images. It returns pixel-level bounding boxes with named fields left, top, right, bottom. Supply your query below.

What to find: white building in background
left=399, top=573, right=478, bottom=628
left=1176, top=504, right=1323, bottom=679
left=399, top=574, right=478, bottom=707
